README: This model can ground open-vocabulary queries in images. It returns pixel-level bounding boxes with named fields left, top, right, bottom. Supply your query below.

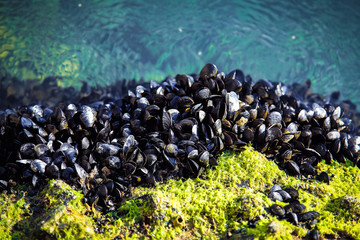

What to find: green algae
left=119, top=147, right=306, bottom=239
left=1, top=146, right=360, bottom=239
left=0, top=190, right=29, bottom=240
left=37, top=180, right=96, bottom=239
left=0, top=180, right=97, bottom=240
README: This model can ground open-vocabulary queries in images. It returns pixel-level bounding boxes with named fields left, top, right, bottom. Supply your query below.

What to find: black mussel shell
left=270, top=204, right=285, bottom=217
left=200, top=63, right=218, bottom=79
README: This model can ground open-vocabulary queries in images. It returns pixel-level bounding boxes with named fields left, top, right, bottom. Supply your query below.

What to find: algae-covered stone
left=0, top=191, right=29, bottom=240
left=7, top=180, right=97, bottom=240
left=35, top=180, right=95, bottom=239
left=338, top=195, right=360, bottom=221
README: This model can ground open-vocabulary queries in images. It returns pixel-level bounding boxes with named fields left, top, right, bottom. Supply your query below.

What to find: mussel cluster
left=267, top=184, right=320, bottom=238
left=0, top=63, right=360, bottom=212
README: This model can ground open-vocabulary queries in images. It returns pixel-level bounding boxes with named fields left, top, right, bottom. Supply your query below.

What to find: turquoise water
left=1, top=0, right=360, bottom=105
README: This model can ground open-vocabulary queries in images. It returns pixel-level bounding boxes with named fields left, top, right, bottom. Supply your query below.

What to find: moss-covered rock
left=0, top=190, right=30, bottom=240
left=1, top=146, right=360, bottom=239
left=35, top=180, right=95, bottom=239
left=0, top=180, right=96, bottom=239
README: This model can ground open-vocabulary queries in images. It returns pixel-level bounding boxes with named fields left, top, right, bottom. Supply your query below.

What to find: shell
left=226, top=91, right=240, bottom=120
left=298, top=211, right=320, bottom=222
left=30, top=159, right=47, bottom=174
left=200, top=63, right=218, bottom=79
left=270, top=204, right=285, bottom=217
left=80, top=108, right=96, bottom=128
left=96, top=143, right=120, bottom=157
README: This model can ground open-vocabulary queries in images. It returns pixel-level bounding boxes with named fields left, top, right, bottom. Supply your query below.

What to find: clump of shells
left=267, top=184, right=320, bottom=237
left=0, top=63, right=359, bottom=213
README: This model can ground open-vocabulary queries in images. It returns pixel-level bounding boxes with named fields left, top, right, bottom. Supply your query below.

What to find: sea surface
left=0, top=0, right=359, bottom=105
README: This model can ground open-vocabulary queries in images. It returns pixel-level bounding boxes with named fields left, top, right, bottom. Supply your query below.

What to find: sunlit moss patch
left=0, top=190, right=29, bottom=240
left=108, top=146, right=360, bottom=239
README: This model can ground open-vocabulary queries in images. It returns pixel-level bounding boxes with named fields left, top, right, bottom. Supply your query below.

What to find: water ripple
left=0, top=0, right=359, bottom=106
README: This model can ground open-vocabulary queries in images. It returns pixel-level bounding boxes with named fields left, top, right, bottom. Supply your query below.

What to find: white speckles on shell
left=327, top=130, right=340, bottom=141
left=80, top=108, right=96, bottom=128
left=74, top=163, right=89, bottom=179
left=226, top=91, right=240, bottom=120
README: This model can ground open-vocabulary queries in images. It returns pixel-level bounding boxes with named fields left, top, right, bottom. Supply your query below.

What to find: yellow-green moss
left=0, top=180, right=97, bottom=239
left=37, top=180, right=96, bottom=239
left=0, top=191, right=29, bottom=240
left=117, top=147, right=306, bottom=239
left=116, top=146, right=360, bottom=239
left=1, top=146, right=360, bottom=239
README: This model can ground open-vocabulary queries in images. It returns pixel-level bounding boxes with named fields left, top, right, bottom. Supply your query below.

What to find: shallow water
left=0, top=0, right=359, bottom=105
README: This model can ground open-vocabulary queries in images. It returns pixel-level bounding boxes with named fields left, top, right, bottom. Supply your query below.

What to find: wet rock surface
left=1, top=63, right=360, bottom=214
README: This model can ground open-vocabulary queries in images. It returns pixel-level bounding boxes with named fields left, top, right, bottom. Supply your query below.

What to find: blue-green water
left=1, top=0, right=360, bottom=105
